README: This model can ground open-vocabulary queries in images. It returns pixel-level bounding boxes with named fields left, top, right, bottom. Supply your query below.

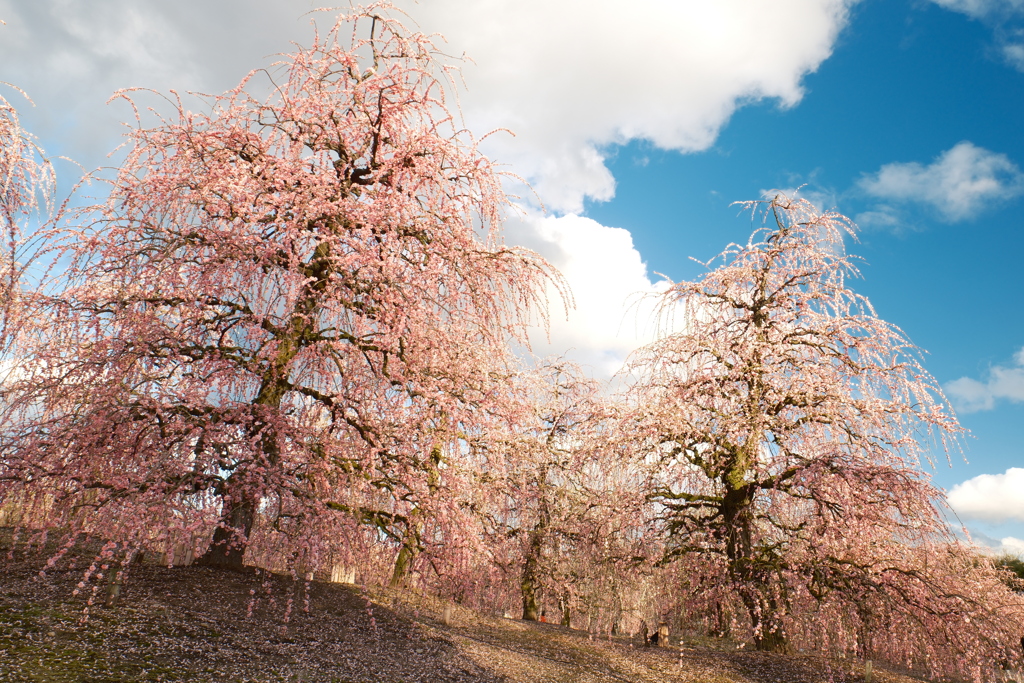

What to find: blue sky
left=585, top=0, right=1024, bottom=545
left=1, top=0, right=1022, bottom=549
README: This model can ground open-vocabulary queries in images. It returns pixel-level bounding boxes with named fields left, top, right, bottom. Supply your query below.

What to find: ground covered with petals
left=1, top=540, right=930, bottom=683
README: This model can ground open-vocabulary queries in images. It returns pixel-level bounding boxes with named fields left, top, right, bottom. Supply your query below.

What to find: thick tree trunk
left=197, top=370, right=287, bottom=571
left=390, top=545, right=414, bottom=588
left=104, top=566, right=124, bottom=607
left=520, top=566, right=541, bottom=620
left=755, top=624, right=788, bottom=653
left=196, top=494, right=255, bottom=570
left=737, top=581, right=788, bottom=652
left=520, top=526, right=544, bottom=621
left=521, top=465, right=551, bottom=622
left=712, top=601, right=731, bottom=638
left=390, top=522, right=422, bottom=588
left=722, top=473, right=788, bottom=653
left=391, top=447, right=440, bottom=589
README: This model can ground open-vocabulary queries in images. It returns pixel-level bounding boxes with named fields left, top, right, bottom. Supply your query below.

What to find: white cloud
left=858, top=142, right=1024, bottom=222
left=928, top=1, right=1024, bottom=71
left=964, top=529, right=1024, bottom=557
left=999, top=536, right=1024, bottom=555
left=507, top=212, right=666, bottom=377
left=1004, top=39, right=1024, bottom=68
left=948, top=467, right=1024, bottom=523
left=945, top=347, right=1024, bottom=413
left=0, top=0, right=856, bottom=211
left=929, top=0, right=1024, bottom=19
left=410, top=0, right=855, bottom=213
left=852, top=205, right=908, bottom=231
left=0, top=0, right=324, bottom=160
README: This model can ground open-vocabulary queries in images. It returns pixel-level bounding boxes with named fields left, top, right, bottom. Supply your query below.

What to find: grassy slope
left=1, top=541, right=927, bottom=683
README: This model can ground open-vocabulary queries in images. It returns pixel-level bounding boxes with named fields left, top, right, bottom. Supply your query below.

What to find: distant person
left=539, top=610, right=547, bottom=623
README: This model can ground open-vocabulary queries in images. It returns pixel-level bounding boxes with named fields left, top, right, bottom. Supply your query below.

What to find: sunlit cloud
left=948, top=467, right=1024, bottom=523
left=928, top=0, right=1024, bottom=71
left=858, top=142, right=1024, bottom=223
left=506, top=212, right=667, bottom=378
left=928, top=0, right=1024, bottom=19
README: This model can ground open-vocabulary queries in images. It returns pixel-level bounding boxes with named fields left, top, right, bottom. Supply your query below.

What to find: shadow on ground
left=1, top=537, right=927, bottom=683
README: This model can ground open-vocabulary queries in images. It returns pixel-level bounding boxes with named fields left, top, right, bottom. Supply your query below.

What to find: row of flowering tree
left=1, top=5, right=1023, bottom=680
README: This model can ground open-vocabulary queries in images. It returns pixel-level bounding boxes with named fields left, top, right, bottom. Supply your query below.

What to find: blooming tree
left=474, top=359, right=652, bottom=624
left=0, top=85, right=55, bottom=352
left=628, top=196, right=1024, bottom=672
left=0, top=5, right=555, bottom=574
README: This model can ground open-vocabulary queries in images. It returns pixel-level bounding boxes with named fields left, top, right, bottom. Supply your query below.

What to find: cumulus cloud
left=858, top=142, right=1024, bottom=222
left=945, top=347, right=1024, bottom=413
left=999, top=536, right=1024, bottom=555
left=851, top=205, right=909, bottom=231
left=948, top=467, right=1024, bottom=523
left=506, top=212, right=667, bottom=377
left=411, top=0, right=856, bottom=212
left=0, top=0, right=856, bottom=211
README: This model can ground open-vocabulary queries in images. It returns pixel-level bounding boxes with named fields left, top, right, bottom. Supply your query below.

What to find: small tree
left=629, top=196, right=1024, bottom=672
left=0, top=5, right=555, bottom=574
left=507, top=360, right=609, bottom=622
left=474, top=359, right=651, bottom=624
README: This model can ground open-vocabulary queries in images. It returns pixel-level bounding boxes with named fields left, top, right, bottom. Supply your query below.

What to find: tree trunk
left=391, top=445, right=442, bottom=588
left=104, top=566, right=123, bottom=607
left=198, top=339, right=293, bottom=571
left=390, top=523, right=422, bottom=588
left=521, top=466, right=550, bottom=622
left=520, top=526, right=544, bottom=621
left=196, top=494, right=255, bottom=570
left=755, top=624, right=788, bottom=653
left=738, top=587, right=788, bottom=652
left=559, top=593, right=571, bottom=627
left=722, top=476, right=788, bottom=653
left=712, top=601, right=731, bottom=638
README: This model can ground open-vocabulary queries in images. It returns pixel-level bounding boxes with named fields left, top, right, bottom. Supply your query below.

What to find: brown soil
left=0, top=539, right=927, bottom=683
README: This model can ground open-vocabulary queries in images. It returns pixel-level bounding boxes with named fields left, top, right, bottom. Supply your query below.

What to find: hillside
left=1, top=541, right=927, bottom=683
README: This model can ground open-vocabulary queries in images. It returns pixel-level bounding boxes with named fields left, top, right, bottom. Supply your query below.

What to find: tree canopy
left=627, top=196, right=1020, bottom=671
left=0, top=7, right=556, bottom=576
